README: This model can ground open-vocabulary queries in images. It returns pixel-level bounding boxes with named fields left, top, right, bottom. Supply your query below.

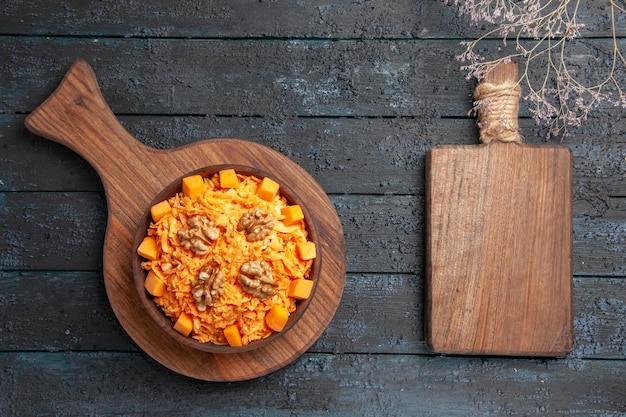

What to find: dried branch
left=446, top=0, right=626, bottom=139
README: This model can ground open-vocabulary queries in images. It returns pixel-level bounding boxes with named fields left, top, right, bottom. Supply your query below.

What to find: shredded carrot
left=141, top=172, right=314, bottom=346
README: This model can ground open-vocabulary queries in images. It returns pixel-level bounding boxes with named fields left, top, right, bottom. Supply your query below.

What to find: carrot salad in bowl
left=136, top=169, right=316, bottom=347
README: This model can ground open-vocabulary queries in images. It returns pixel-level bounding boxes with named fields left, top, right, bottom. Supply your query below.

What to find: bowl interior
left=132, top=164, right=321, bottom=354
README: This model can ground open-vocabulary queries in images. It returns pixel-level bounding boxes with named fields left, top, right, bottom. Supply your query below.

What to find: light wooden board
left=24, top=59, right=346, bottom=381
left=425, top=141, right=573, bottom=356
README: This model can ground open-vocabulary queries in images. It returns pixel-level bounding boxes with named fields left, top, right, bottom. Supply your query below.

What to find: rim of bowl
left=132, top=164, right=321, bottom=354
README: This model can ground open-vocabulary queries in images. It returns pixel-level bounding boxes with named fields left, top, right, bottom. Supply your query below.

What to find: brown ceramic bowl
left=132, top=164, right=321, bottom=354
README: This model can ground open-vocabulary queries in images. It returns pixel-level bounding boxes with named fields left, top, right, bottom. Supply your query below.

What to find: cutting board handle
left=474, top=61, right=522, bottom=144
left=24, top=59, right=148, bottom=177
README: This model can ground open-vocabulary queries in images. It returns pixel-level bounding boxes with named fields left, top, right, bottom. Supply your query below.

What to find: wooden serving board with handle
left=425, top=62, right=573, bottom=356
left=24, top=59, right=346, bottom=381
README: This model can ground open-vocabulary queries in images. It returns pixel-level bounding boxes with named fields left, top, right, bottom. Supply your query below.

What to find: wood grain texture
left=0, top=272, right=417, bottom=354
left=1, top=271, right=624, bottom=358
left=1, top=0, right=625, bottom=413
left=2, top=0, right=623, bottom=39
left=426, top=142, right=573, bottom=356
left=425, top=62, right=574, bottom=356
left=23, top=59, right=346, bottom=381
left=2, top=352, right=625, bottom=416
left=4, top=37, right=625, bottom=119
left=2, top=113, right=624, bottom=199
left=1, top=192, right=624, bottom=276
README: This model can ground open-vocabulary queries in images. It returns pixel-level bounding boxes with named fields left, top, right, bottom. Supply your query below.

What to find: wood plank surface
left=1, top=271, right=625, bottom=359
left=3, top=37, right=625, bottom=117
left=2, top=0, right=624, bottom=38
left=1, top=352, right=624, bottom=416
left=2, top=114, right=625, bottom=197
left=1, top=0, right=624, bottom=413
left=3, top=192, right=624, bottom=276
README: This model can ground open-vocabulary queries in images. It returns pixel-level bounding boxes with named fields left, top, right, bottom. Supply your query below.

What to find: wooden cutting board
left=24, top=59, right=346, bottom=381
left=425, top=63, right=573, bottom=356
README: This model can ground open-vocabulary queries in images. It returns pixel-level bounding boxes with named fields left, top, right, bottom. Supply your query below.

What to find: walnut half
left=237, top=209, right=276, bottom=242
left=237, top=260, right=277, bottom=299
left=178, top=215, right=220, bottom=256
left=192, top=265, right=226, bottom=311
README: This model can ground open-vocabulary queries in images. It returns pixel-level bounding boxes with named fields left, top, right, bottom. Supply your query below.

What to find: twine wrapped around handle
left=473, top=62, right=522, bottom=144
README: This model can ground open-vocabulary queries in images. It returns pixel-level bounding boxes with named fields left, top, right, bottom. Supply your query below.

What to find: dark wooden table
left=1, top=1, right=625, bottom=415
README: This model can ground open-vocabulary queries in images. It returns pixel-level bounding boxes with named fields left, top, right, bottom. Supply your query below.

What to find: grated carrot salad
left=140, top=172, right=314, bottom=346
